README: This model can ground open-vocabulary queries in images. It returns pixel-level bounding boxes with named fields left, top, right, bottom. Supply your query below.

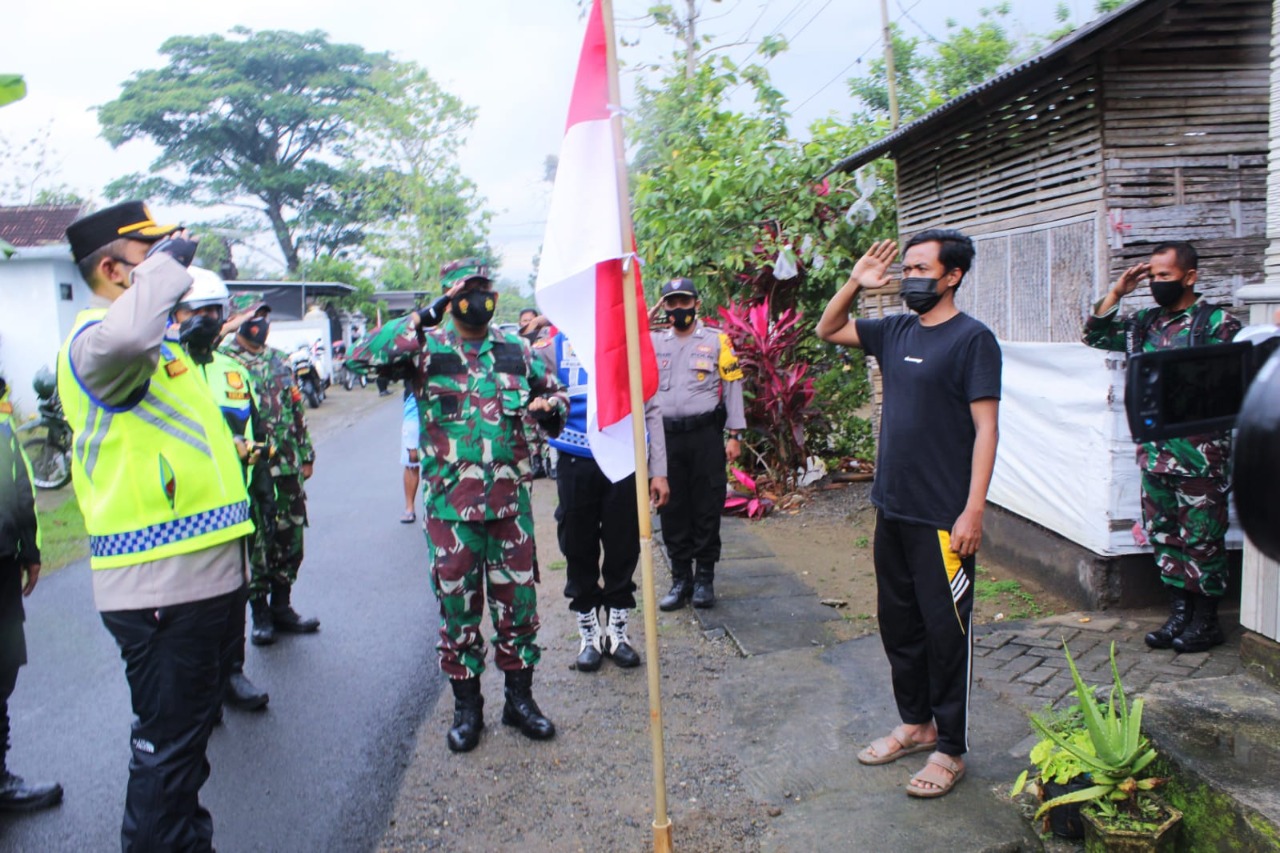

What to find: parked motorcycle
left=289, top=345, right=325, bottom=409
left=18, top=366, right=73, bottom=490
left=331, top=342, right=365, bottom=391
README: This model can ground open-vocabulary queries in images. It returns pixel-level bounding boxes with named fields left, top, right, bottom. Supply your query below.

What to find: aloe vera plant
left=1027, top=641, right=1164, bottom=820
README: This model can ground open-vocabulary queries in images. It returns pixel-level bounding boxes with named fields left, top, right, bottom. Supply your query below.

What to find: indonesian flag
left=535, top=0, right=659, bottom=483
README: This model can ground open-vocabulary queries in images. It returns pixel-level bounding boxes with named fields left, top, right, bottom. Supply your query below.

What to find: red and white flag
left=536, top=0, right=658, bottom=483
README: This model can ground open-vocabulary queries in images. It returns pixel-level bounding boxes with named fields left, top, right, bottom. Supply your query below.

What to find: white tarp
left=990, top=342, right=1241, bottom=556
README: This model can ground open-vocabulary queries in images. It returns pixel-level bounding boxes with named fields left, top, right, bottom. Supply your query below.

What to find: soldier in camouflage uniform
left=1083, top=241, right=1241, bottom=653
left=397, top=258, right=568, bottom=753
left=222, top=313, right=320, bottom=645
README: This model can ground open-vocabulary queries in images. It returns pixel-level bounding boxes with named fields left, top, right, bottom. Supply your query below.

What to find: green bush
left=809, top=362, right=874, bottom=465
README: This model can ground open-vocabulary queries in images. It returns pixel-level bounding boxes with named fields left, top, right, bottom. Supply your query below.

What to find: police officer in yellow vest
left=174, top=267, right=271, bottom=714
left=652, top=278, right=746, bottom=610
left=60, top=201, right=254, bottom=851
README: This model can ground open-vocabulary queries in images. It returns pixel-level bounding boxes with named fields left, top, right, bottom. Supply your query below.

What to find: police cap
left=660, top=278, right=698, bottom=301
left=65, top=201, right=180, bottom=263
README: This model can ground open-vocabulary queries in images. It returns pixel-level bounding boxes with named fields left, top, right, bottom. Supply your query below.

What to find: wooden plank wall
left=1100, top=0, right=1271, bottom=307
left=896, top=62, right=1105, bottom=237
left=894, top=61, right=1107, bottom=341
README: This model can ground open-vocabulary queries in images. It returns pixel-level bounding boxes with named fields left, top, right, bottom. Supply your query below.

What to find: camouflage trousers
left=248, top=472, right=308, bottom=600
left=1140, top=470, right=1230, bottom=597
left=425, top=513, right=542, bottom=679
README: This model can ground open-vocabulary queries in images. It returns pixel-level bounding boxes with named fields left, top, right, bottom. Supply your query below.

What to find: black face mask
left=900, top=276, right=948, bottom=315
left=1150, top=278, right=1188, bottom=308
left=666, top=307, right=697, bottom=330
left=450, top=290, right=496, bottom=328
left=179, top=314, right=224, bottom=359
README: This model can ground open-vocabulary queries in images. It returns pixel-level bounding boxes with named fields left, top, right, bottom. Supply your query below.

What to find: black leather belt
left=663, top=411, right=718, bottom=434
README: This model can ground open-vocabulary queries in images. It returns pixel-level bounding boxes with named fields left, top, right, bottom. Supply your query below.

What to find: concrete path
left=670, top=516, right=1245, bottom=851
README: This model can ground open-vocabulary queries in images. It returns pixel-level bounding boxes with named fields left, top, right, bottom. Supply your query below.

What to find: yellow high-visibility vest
left=57, top=310, right=253, bottom=570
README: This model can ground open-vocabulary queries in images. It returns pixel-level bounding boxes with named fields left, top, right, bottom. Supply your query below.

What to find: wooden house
left=824, top=0, right=1272, bottom=608
left=827, top=0, right=1271, bottom=340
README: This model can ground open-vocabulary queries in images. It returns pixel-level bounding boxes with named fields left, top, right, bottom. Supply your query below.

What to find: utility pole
left=683, top=0, right=698, bottom=80
left=879, top=0, right=900, bottom=129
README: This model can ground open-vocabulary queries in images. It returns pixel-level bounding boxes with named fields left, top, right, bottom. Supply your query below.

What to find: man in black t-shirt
left=817, top=229, right=1001, bottom=800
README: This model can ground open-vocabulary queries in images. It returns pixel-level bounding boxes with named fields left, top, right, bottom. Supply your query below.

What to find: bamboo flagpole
left=531, top=1, right=672, bottom=845
left=598, top=3, right=674, bottom=849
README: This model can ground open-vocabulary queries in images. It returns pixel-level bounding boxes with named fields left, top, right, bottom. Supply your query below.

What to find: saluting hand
left=848, top=240, right=898, bottom=290
left=1112, top=262, right=1150, bottom=299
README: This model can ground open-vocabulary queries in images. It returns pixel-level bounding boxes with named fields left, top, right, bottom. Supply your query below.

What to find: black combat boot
left=270, top=581, right=320, bottom=634
left=575, top=608, right=603, bottom=672
left=250, top=596, right=276, bottom=646
left=1145, top=586, right=1192, bottom=649
left=691, top=563, right=716, bottom=609
left=659, top=563, right=693, bottom=612
left=603, top=607, right=641, bottom=668
left=1172, top=594, right=1225, bottom=654
left=225, top=662, right=269, bottom=711
left=446, top=677, right=485, bottom=753
left=501, top=669, right=556, bottom=741
left=0, top=769, right=63, bottom=813
left=0, top=729, right=62, bottom=813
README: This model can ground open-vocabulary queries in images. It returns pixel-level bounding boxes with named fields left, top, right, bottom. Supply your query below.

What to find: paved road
left=2, top=394, right=443, bottom=852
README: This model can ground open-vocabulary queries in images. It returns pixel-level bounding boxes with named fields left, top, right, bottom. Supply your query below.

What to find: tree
left=0, top=122, right=87, bottom=206
left=849, top=6, right=1017, bottom=123
left=346, top=61, right=490, bottom=289
left=98, top=28, right=389, bottom=273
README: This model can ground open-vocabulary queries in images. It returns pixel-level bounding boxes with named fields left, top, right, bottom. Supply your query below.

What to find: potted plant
left=1011, top=706, right=1093, bottom=839
left=1026, top=641, right=1182, bottom=852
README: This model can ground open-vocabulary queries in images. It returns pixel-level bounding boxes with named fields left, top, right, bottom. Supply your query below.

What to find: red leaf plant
left=724, top=466, right=774, bottom=519
left=716, top=297, right=817, bottom=493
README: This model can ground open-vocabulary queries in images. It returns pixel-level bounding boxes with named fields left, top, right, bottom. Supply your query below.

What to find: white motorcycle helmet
left=178, top=266, right=230, bottom=317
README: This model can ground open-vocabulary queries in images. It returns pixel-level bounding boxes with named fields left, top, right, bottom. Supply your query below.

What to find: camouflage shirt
left=1083, top=298, right=1241, bottom=478
left=221, top=340, right=315, bottom=476
left=412, top=322, right=568, bottom=522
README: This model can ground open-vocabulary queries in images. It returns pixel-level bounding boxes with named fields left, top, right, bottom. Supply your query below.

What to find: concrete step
left=1142, top=673, right=1280, bottom=851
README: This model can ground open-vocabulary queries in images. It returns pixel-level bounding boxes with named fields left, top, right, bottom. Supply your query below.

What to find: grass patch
left=974, top=569, right=1047, bottom=620
left=854, top=536, right=870, bottom=548
left=37, top=494, right=88, bottom=572
left=546, top=560, right=567, bottom=572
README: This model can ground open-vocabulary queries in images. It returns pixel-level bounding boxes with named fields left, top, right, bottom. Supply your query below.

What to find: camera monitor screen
left=1125, top=342, right=1252, bottom=442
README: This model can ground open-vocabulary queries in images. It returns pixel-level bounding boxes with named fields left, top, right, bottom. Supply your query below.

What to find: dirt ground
left=377, top=471, right=1079, bottom=852
left=746, top=480, right=1079, bottom=643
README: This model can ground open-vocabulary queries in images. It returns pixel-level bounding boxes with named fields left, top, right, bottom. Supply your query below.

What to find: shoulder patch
left=717, top=333, right=743, bottom=382
left=532, top=336, right=554, bottom=349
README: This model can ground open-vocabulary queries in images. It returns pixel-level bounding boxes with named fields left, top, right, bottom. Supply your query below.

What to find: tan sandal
left=906, top=753, right=966, bottom=798
left=856, top=725, right=938, bottom=766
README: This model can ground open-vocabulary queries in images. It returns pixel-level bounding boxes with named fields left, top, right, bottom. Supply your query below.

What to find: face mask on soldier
left=1150, top=277, right=1188, bottom=308
left=450, top=289, right=497, bottom=327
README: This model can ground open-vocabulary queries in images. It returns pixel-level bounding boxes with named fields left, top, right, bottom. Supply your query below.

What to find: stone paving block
left=974, top=633, right=1012, bottom=650
left=995, top=657, right=1042, bottom=680
left=1033, top=683, right=1071, bottom=700
left=988, top=645, right=1024, bottom=662
left=1013, top=637, right=1064, bottom=650
left=1017, top=666, right=1058, bottom=686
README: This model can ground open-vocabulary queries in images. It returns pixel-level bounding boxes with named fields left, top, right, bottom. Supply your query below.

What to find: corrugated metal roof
left=822, top=0, right=1178, bottom=177
left=0, top=204, right=84, bottom=248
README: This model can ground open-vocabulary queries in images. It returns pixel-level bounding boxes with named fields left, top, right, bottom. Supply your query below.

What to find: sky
left=2, top=0, right=1099, bottom=286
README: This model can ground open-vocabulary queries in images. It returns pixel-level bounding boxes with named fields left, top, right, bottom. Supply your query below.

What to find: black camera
left=1123, top=326, right=1280, bottom=561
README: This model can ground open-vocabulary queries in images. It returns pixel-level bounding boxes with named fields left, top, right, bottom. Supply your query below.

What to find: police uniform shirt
left=67, top=255, right=243, bottom=612
left=651, top=323, right=746, bottom=429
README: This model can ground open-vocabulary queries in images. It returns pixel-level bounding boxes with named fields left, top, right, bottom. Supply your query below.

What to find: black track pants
left=556, top=454, right=640, bottom=612
left=873, top=510, right=974, bottom=757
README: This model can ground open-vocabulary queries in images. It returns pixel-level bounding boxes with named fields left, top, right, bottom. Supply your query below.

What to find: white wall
left=992, top=342, right=1242, bottom=557
left=0, top=248, right=87, bottom=418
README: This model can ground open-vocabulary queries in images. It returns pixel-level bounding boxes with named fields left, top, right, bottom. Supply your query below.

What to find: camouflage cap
left=440, top=257, right=492, bottom=291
